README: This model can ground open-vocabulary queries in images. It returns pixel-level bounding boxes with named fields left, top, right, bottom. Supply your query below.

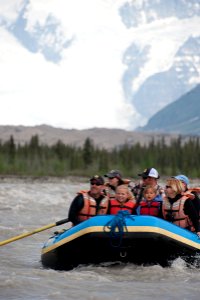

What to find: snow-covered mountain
left=120, top=0, right=200, bottom=126
left=0, top=0, right=200, bottom=130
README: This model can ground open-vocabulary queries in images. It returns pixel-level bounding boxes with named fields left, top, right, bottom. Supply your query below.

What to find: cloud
left=1, top=1, right=199, bottom=131
left=0, top=0, right=140, bottom=130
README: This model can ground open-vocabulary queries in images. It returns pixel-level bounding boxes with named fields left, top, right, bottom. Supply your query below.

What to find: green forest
left=0, top=134, right=199, bottom=179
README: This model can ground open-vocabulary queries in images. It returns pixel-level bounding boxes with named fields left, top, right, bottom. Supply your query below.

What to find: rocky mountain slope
left=0, top=125, right=196, bottom=150
left=138, top=84, right=200, bottom=135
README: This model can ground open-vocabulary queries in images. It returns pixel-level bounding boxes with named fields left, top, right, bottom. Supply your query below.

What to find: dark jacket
left=189, top=190, right=200, bottom=217
left=68, top=193, right=107, bottom=226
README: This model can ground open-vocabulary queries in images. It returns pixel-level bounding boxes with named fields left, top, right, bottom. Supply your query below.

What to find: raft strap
left=104, top=210, right=135, bottom=247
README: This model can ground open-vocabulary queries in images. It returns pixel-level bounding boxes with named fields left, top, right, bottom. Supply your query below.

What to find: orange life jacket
left=77, top=191, right=109, bottom=222
left=109, top=198, right=136, bottom=215
left=162, top=195, right=193, bottom=229
left=139, top=200, right=160, bottom=217
left=188, top=187, right=200, bottom=193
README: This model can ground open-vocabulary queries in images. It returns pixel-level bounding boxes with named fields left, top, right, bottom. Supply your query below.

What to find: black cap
left=138, top=168, right=159, bottom=179
left=90, top=175, right=104, bottom=185
left=104, top=170, right=122, bottom=179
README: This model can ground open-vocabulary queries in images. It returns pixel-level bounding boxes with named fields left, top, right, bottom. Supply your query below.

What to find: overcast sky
left=0, top=0, right=199, bottom=131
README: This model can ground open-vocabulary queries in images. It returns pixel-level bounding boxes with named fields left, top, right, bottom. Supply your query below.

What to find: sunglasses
left=165, top=185, right=172, bottom=188
left=90, top=181, right=102, bottom=186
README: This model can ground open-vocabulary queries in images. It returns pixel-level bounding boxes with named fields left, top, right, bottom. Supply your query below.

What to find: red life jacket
left=139, top=200, right=160, bottom=216
left=77, top=191, right=109, bottom=222
left=109, top=199, right=136, bottom=215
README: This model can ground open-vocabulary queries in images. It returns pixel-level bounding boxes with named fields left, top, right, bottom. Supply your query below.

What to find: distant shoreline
left=0, top=175, right=88, bottom=183
left=0, top=174, right=199, bottom=186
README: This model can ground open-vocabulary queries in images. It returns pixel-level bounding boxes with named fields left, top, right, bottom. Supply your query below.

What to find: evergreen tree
left=82, top=137, right=94, bottom=168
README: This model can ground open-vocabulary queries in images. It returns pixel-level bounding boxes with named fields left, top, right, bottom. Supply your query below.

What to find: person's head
left=89, top=175, right=105, bottom=198
left=165, top=178, right=185, bottom=198
left=173, top=174, right=190, bottom=191
left=138, top=168, right=160, bottom=186
left=143, top=185, right=157, bottom=201
left=104, top=170, right=122, bottom=187
left=115, top=185, right=132, bottom=203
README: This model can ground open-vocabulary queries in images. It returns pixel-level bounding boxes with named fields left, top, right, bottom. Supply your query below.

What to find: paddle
left=0, top=218, right=69, bottom=246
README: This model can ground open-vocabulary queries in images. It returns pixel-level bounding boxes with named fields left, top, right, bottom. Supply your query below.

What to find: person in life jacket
left=109, top=184, right=136, bottom=215
left=104, top=169, right=131, bottom=200
left=131, top=167, right=165, bottom=205
left=173, top=174, right=200, bottom=219
left=162, top=177, right=200, bottom=236
left=68, top=175, right=109, bottom=226
left=136, top=185, right=162, bottom=217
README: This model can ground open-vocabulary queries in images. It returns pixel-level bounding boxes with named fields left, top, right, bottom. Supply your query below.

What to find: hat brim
left=104, top=174, right=118, bottom=178
left=138, top=173, right=148, bottom=178
left=138, top=173, right=158, bottom=179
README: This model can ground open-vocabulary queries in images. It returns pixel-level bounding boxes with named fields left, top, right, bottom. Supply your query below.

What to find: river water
left=0, top=177, right=200, bottom=300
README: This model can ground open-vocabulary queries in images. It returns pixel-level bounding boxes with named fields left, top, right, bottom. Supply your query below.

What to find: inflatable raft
left=41, top=212, right=200, bottom=270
